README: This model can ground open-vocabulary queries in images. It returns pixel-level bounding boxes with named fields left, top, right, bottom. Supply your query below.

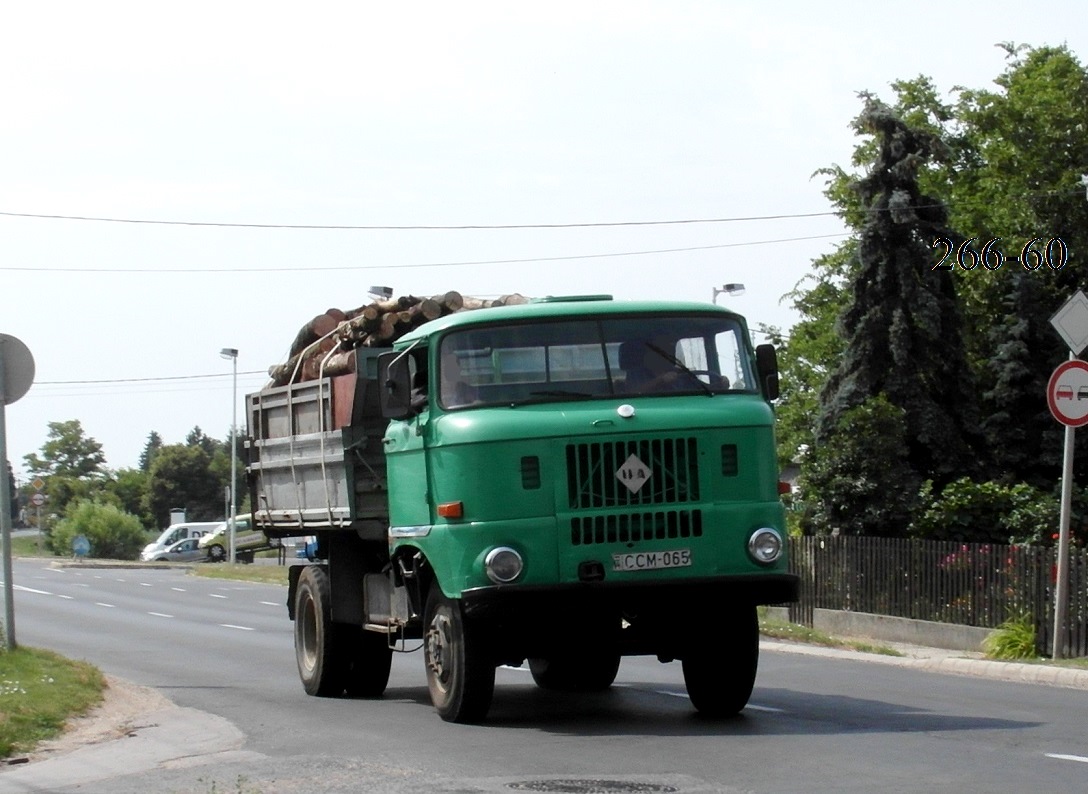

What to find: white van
left=139, top=521, right=221, bottom=562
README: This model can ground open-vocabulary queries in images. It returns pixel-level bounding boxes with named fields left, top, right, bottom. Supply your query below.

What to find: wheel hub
left=426, top=612, right=453, bottom=687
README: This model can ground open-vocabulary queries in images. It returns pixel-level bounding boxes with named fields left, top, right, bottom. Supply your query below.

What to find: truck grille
left=565, top=437, right=699, bottom=509
left=570, top=509, right=703, bottom=546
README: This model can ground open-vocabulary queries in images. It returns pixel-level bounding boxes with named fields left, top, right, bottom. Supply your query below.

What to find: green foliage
left=51, top=500, right=147, bottom=560
left=801, top=395, right=920, bottom=536
left=983, top=612, right=1038, bottom=660
left=147, top=444, right=224, bottom=527
left=783, top=45, right=1088, bottom=535
left=910, top=478, right=1058, bottom=544
left=138, top=431, right=164, bottom=472
left=22, top=420, right=106, bottom=480
left=0, top=646, right=105, bottom=758
left=103, top=468, right=153, bottom=529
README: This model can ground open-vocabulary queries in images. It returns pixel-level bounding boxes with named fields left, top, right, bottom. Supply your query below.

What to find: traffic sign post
left=0, top=334, right=36, bottom=651
left=1047, top=291, right=1088, bottom=660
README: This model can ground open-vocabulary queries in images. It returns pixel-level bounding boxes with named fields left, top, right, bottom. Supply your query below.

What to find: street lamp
left=712, top=283, right=746, bottom=304
left=220, top=347, right=239, bottom=564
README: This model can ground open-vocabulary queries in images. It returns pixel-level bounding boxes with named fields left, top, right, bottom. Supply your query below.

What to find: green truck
left=246, top=295, right=797, bottom=722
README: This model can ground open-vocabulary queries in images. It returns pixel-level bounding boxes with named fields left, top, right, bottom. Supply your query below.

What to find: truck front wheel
left=682, top=605, right=759, bottom=716
left=208, top=544, right=226, bottom=562
left=423, top=587, right=495, bottom=723
left=294, top=566, right=344, bottom=697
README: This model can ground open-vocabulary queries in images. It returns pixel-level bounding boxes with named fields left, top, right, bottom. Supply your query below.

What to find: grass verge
left=758, top=613, right=904, bottom=656
left=0, top=647, right=106, bottom=759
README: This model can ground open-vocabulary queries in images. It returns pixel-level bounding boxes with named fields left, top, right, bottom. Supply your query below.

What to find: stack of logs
left=268, top=291, right=530, bottom=387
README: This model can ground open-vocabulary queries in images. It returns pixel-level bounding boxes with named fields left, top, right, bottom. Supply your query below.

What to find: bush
left=50, top=500, right=147, bottom=560
left=983, top=613, right=1038, bottom=660
left=910, top=478, right=1058, bottom=545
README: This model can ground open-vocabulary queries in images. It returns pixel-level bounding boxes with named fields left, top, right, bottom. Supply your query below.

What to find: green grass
left=193, top=563, right=292, bottom=585
left=0, top=646, right=106, bottom=758
left=8, top=534, right=48, bottom=557
left=758, top=614, right=904, bottom=656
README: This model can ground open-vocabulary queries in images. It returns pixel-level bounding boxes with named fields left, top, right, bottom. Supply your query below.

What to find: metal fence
left=786, top=536, right=1088, bottom=657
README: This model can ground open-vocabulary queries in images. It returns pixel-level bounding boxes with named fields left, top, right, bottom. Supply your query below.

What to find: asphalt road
left=5, top=558, right=1088, bottom=793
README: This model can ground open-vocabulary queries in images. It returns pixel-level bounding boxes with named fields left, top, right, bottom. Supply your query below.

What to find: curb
left=762, top=639, right=1088, bottom=691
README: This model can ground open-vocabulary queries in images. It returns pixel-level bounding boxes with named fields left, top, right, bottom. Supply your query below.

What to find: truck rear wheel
left=528, top=651, right=620, bottom=692
left=294, top=566, right=345, bottom=697
left=682, top=605, right=758, bottom=716
left=340, top=626, right=393, bottom=698
left=423, top=587, right=495, bottom=723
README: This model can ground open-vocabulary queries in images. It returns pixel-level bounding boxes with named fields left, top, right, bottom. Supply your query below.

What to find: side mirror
left=755, top=343, right=780, bottom=401
left=378, top=351, right=415, bottom=419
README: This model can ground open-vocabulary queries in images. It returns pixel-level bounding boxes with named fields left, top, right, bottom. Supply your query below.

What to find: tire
left=423, top=587, right=495, bottom=723
left=340, top=625, right=393, bottom=698
left=294, top=566, right=346, bottom=697
left=682, top=605, right=759, bottom=716
left=208, top=544, right=226, bottom=562
left=528, top=651, right=620, bottom=692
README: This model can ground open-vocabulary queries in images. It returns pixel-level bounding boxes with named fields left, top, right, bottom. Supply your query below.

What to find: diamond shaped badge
left=616, top=453, right=653, bottom=494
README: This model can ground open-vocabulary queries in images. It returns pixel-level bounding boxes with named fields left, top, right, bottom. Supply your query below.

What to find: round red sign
left=1047, top=359, right=1088, bottom=427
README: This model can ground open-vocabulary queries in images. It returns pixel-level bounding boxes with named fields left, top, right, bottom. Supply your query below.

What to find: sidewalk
left=763, top=637, right=1088, bottom=690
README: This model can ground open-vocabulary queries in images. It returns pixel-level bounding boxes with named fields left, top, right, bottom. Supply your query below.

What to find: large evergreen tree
left=807, top=96, right=980, bottom=535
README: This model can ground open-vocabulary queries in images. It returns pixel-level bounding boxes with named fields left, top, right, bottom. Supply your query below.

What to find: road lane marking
left=140, top=582, right=153, bottom=587
left=171, top=587, right=186, bottom=592
left=95, top=603, right=116, bottom=608
left=58, top=595, right=74, bottom=600
left=1046, top=753, right=1088, bottom=764
left=13, top=584, right=53, bottom=595
left=220, top=624, right=255, bottom=631
left=260, top=601, right=280, bottom=607
left=148, top=612, right=174, bottom=618
left=617, top=684, right=783, bottom=712
left=210, top=594, right=228, bottom=599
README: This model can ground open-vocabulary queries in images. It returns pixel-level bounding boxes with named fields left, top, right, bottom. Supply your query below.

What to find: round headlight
left=747, top=528, right=783, bottom=565
left=484, top=546, right=523, bottom=584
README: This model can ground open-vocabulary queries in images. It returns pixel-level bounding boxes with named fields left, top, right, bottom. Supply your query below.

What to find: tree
left=801, top=395, right=919, bottom=537
left=23, top=420, right=107, bottom=480
left=146, top=444, right=223, bottom=528
left=102, top=468, right=154, bottom=529
left=139, top=432, right=164, bottom=472
left=784, top=44, right=1088, bottom=537
left=5, top=460, right=16, bottom=521
left=810, top=96, right=980, bottom=534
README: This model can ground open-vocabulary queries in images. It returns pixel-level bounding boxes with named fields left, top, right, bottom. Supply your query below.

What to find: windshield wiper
left=645, top=344, right=714, bottom=396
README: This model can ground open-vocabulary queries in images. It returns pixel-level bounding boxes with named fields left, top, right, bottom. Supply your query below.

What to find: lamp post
left=712, top=283, right=746, bottom=304
left=220, top=347, right=239, bottom=564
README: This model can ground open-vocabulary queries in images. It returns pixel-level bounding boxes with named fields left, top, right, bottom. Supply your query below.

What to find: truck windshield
left=438, top=315, right=754, bottom=409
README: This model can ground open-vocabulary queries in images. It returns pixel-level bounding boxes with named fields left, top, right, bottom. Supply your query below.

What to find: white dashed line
left=57, top=594, right=74, bottom=600
left=171, top=587, right=186, bottom=592
left=148, top=612, right=174, bottom=619
left=210, top=594, right=228, bottom=599
left=14, top=585, right=53, bottom=595
left=260, top=601, right=280, bottom=607
left=95, top=603, right=116, bottom=608
left=1046, top=753, right=1088, bottom=764
left=220, top=624, right=255, bottom=631
left=140, top=582, right=153, bottom=587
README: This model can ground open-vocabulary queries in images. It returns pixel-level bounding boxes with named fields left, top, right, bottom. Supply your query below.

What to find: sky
left=1, top=1, right=1084, bottom=481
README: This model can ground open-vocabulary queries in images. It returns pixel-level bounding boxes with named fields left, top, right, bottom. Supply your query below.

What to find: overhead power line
left=0, top=208, right=841, bottom=229
left=0, top=233, right=849, bottom=273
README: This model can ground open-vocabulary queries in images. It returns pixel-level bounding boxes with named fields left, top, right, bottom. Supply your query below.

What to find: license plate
left=612, top=549, right=692, bottom=572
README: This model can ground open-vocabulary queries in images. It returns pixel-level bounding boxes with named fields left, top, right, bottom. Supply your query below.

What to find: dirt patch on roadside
left=23, top=674, right=175, bottom=764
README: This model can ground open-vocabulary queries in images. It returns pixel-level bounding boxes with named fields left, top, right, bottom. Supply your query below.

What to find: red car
left=1057, top=385, right=1074, bottom=399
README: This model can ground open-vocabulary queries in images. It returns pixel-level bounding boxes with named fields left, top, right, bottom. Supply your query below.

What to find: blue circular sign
left=72, top=535, right=91, bottom=557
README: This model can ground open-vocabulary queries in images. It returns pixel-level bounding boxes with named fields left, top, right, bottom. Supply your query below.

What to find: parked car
left=145, top=537, right=207, bottom=563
